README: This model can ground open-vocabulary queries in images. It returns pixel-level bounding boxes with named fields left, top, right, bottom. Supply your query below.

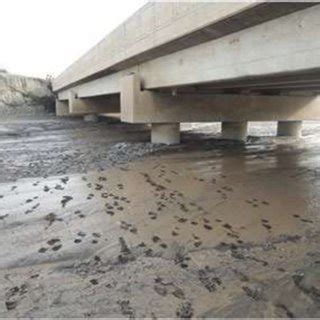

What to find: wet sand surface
left=0, top=117, right=320, bottom=318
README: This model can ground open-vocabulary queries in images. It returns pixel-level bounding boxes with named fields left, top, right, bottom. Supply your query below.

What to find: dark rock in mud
left=293, top=264, right=320, bottom=300
left=117, top=300, right=135, bottom=318
left=198, top=269, right=222, bottom=292
left=176, top=301, right=194, bottom=319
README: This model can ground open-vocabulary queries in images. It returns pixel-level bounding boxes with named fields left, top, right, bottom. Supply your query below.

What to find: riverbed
left=0, top=116, right=319, bottom=317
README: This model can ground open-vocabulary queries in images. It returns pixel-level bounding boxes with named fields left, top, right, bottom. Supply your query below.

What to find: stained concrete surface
left=0, top=117, right=320, bottom=318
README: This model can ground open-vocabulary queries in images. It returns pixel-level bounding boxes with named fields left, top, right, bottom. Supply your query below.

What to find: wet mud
left=0, top=116, right=164, bottom=182
left=0, top=117, right=320, bottom=317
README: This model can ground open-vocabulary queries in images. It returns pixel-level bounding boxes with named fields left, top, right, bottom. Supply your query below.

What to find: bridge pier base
left=84, top=114, right=99, bottom=123
left=277, top=121, right=302, bottom=137
left=221, top=121, right=248, bottom=141
left=151, top=123, right=180, bottom=145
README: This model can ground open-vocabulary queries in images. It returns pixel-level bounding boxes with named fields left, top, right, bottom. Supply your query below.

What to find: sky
left=0, top=0, right=147, bottom=79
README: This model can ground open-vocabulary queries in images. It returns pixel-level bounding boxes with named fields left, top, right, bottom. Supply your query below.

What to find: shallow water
left=0, top=118, right=319, bottom=317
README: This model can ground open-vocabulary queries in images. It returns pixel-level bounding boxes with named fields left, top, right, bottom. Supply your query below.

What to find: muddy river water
left=0, top=117, right=319, bottom=317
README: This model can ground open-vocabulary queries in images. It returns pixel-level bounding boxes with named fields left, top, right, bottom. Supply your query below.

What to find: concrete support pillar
left=277, top=121, right=302, bottom=137
left=84, top=114, right=99, bottom=123
left=221, top=121, right=248, bottom=141
left=151, top=123, right=180, bottom=145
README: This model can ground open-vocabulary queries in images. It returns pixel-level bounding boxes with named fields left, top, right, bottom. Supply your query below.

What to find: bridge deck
left=53, top=2, right=317, bottom=95
left=54, top=2, right=320, bottom=145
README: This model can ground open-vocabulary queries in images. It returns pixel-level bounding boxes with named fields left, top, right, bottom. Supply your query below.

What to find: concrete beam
left=68, top=92, right=120, bottom=115
left=58, top=72, right=122, bottom=100
left=120, top=74, right=320, bottom=123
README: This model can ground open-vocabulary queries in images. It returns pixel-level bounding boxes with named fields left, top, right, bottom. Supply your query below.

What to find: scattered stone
left=47, top=239, right=60, bottom=246
left=242, top=284, right=264, bottom=301
left=176, top=301, right=193, bottom=319
left=198, top=269, right=222, bottom=292
left=293, top=265, right=320, bottom=299
left=90, top=279, right=99, bottom=285
left=5, top=301, right=17, bottom=311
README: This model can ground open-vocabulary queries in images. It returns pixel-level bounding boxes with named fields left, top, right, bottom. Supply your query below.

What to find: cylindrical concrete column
left=221, top=121, right=248, bottom=141
left=151, top=123, right=180, bottom=145
left=277, top=121, right=302, bottom=137
left=84, top=114, right=99, bottom=123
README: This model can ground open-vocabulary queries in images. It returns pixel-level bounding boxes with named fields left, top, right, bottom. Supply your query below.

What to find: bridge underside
left=56, top=71, right=320, bottom=143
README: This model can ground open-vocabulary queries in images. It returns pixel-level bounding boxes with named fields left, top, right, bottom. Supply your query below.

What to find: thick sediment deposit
left=0, top=117, right=319, bottom=317
left=0, top=70, right=54, bottom=116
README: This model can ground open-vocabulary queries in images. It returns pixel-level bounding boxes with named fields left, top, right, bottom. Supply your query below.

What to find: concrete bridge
left=53, top=2, right=320, bottom=144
